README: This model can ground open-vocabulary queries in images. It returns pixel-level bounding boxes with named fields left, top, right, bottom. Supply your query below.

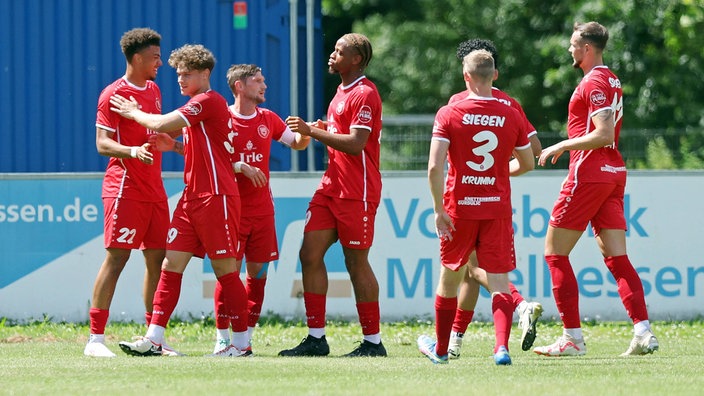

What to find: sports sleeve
left=348, top=86, right=379, bottom=132
left=95, top=87, right=119, bottom=132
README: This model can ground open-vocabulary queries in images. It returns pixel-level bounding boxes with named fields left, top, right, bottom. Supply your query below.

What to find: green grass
left=1, top=318, right=702, bottom=395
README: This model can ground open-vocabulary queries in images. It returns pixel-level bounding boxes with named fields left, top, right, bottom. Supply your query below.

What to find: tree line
left=321, top=0, right=704, bottom=169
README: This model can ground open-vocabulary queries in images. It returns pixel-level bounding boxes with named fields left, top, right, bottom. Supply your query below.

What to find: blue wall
left=0, top=0, right=323, bottom=172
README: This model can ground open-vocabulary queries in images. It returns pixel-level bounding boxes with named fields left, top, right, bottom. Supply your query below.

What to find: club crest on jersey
left=590, top=89, right=607, bottom=106
left=155, top=98, right=162, bottom=112
left=358, top=105, right=372, bottom=124
left=258, top=124, right=270, bottom=138
left=336, top=101, right=345, bottom=115
left=184, top=101, right=203, bottom=115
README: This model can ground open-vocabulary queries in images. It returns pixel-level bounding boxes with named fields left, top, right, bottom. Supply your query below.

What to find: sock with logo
left=434, top=295, right=457, bottom=356
left=245, top=276, right=267, bottom=328
left=89, top=308, right=109, bottom=340
left=604, top=255, right=649, bottom=323
left=151, top=270, right=183, bottom=328
left=492, top=292, right=513, bottom=353
left=545, top=255, right=581, bottom=328
left=304, top=292, right=326, bottom=329
left=451, top=308, right=474, bottom=334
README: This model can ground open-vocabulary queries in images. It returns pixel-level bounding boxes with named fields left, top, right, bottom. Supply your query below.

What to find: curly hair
left=120, top=28, right=161, bottom=62
left=168, top=44, right=216, bottom=72
left=456, top=38, right=498, bottom=68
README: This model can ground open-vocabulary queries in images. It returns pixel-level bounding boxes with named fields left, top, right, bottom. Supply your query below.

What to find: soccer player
left=417, top=49, right=535, bottom=365
left=445, top=38, right=544, bottom=359
left=86, top=27, right=175, bottom=358
left=111, top=44, right=249, bottom=357
left=210, top=64, right=311, bottom=353
left=278, top=33, right=386, bottom=357
left=533, top=22, right=659, bottom=357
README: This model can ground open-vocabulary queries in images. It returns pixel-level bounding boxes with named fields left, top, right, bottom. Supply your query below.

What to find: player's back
left=433, top=96, right=528, bottom=219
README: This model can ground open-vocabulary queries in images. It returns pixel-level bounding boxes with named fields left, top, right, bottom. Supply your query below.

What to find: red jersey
left=449, top=87, right=537, bottom=140
left=96, top=77, right=166, bottom=202
left=433, top=96, right=530, bottom=219
left=176, top=90, right=239, bottom=200
left=566, top=66, right=626, bottom=185
left=229, top=106, right=288, bottom=216
left=319, top=76, right=382, bottom=203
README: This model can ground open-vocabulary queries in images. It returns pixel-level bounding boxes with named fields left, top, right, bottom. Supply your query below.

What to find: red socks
left=434, top=295, right=457, bottom=356
left=304, top=292, right=326, bottom=329
left=451, top=308, right=474, bottom=334
left=492, top=293, right=513, bottom=353
left=605, top=255, right=649, bottom=323
left=245, top=276, right=267, bottom=328
left=89, top=308, right=109, bottom=335
left=544, top=255, right=581, bottom=328
left=150, top=270, right=183, bottom=328
left=356, top=301, right=380, bottom=336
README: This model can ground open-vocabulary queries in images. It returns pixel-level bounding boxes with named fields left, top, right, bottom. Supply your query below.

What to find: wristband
left=234, top=162, right=243, bottom=173
left=130, top=146, right=138, bottom=158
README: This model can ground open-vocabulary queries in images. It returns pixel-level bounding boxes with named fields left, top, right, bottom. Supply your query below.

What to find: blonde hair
left=462, top=49, right=494, bottom=83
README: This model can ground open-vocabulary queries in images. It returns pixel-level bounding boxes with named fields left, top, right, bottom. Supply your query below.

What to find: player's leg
left=418, top=265, right=462, bottom=364
left=533, top=225, right=586, bottom=356
left=448, top=262, right=476, bottom=359
left=139, top=200, right=170, bottom=327
left=141, top=248, right=164, bottom=323
left=597, top=228, right=657, bottom=355
left=85, top=247, right=130, bottom=357
left=245, top=261, right=268, bottom=340
left=341, top=246, right=387, bottom=357
left=278, top=227, right=336, bottom=357
left=210, top=256, right=250, bottom=357
left=486, top=272, right=512, bottom=365
left=212, top=258, right=243, bottom=353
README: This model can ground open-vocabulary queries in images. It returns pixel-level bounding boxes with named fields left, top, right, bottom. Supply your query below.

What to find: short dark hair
left=120, top=28, right=161, bottom=62
left=573, top=21, right=609, bottom=50
left=456, top=38, right=498, bottom=68
left=341, top=33, right=373, bottom=70
left=226, top=64, right=262, bottom=92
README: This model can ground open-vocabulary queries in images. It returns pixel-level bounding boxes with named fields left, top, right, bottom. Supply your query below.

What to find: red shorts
left=103, top=197, right=169, bottom=250
left=549, top=181, right=626, bottom=235
left=304, top=193, right=378, bottom=249
left=236, top=214, right=279, bottom=262
left=168, top=194, right=241, bottom=259
left=440, top=217, right=516, bottom=274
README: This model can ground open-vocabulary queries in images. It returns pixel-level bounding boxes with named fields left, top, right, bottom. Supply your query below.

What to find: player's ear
left=493, top=69, right=499, bottom=81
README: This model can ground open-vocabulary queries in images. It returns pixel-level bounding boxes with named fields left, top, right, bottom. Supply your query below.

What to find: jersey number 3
left=466, top=130, right=498, bottom=172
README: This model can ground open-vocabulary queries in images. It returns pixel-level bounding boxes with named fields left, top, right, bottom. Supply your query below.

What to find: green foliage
left=321, top=0, right=704, bottom=169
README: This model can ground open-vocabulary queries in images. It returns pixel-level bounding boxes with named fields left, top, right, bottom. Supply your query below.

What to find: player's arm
left=149, top=133, right=184, bottom=155
left=109, top=94, right=187, bottom=134
left=538, top=108, right=615, bottom=166
left=233, top=161, right=266, bottom=187
left=509, top=145, right=536, bottom=176
left=528, top=133, right=542, bottom=157
left=285, top=116, right=368, bottom=155
left=428, top=138, right=455, bottom=241
left=95, top=127, right=155, bottom=165
left=278, top=126, right=311, bottom=151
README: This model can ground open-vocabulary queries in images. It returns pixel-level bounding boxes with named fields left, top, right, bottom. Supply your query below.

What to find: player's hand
left=149, top=133, right=176, bottom=152
left=136, top=143, right=154, bottom=165
left=434, top=211, right=456, bottom=242
left=109, top=94, right=139, bottom=119
left=285, top=116, right=312, bottom=136
left=538, top=142, right=566, bottom=166
left=240, top=163, right=267, bottom=187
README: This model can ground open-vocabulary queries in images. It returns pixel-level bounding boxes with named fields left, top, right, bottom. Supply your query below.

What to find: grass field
left=1, top=317, right=702, bottom=396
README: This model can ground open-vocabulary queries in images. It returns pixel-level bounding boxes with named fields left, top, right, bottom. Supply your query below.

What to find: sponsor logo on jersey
left=457, top=196, right=501, bottom=206
left=183, top=101, right=203, bottom=116
left=358, top=105, right=373, bottom=124
left=590, top=89, right=607, bottom=106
